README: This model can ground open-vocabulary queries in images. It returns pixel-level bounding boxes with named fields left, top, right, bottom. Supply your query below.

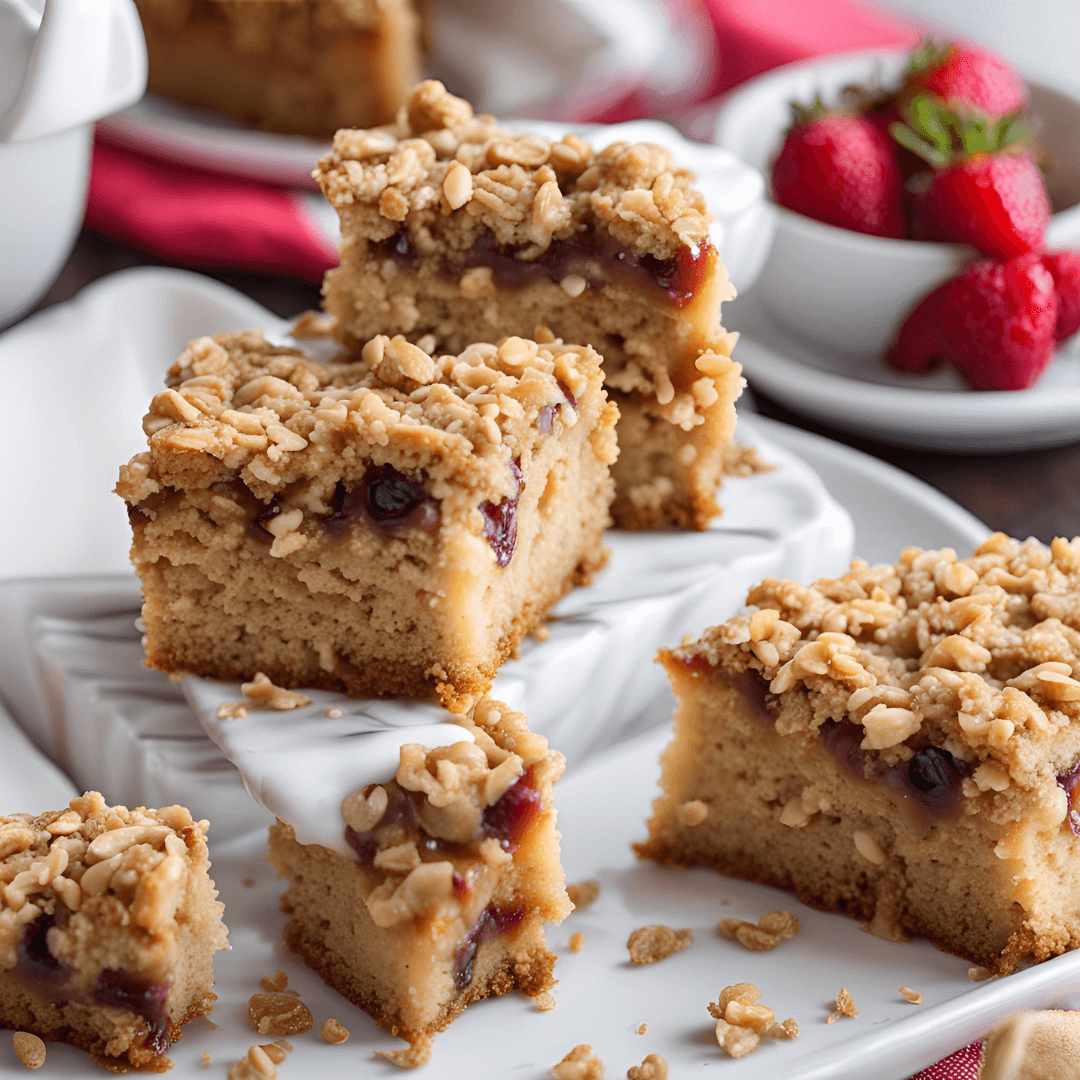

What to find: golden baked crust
left=135, top=0, right=423, bottom=137
left=316, top=80, right=744, bottom=530
left=639, top=534, right=1080, bottom=975
left=267, top=699, right=571, bottom=1063
left=0, top=794, right=228, bottom=1072
left=117, top=330, right=617, bottom=710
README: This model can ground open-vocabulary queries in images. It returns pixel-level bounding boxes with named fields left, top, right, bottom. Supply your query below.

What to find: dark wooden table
left=34, top=229, right=1080, bottom=546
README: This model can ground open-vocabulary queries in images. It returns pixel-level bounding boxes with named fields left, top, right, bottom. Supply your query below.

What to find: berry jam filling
left=453, top=906, right=526, bottom=992
left=1056, top=760, right=1080, bottom=836
left=479, top=459, right=522, bottom=568
left=250, top=497, right=284, bottom=543
left=325, top=464, right=440, bottom=537
left=93, top=969, right=171, bottom=1054
left=346, top=765, right=542, bottom=871
left=15, top=916, right=170, bottom=1054
left=375, top=230, right=713, bottom=309
left=820, top=719, right=971, bottom=823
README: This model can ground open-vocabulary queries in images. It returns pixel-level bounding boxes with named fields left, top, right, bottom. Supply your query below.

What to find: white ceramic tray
left=728, top=291, right=1080, bottom=452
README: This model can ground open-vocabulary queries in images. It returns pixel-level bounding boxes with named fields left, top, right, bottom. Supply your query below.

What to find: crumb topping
left=671, top=535, right=1080, bottom=790
left=627, top=1054, right=668, bottom=1080
left=12, top=1031, right=46, bottom=1070
left=0, top=793, right=226, bottom=984
left=316, top=81, right=712, bottom=264
left=626, top=924, right=692, bottom=964
left=247, top=993, right=314, bottom=1037
left=899, top=986, right=922, bottom=1004
left=708, top=983, right=798, bottom=1058
left=116, top=330, right=612, bottom=508
left=551, top=1044, right=605, bottom=1080
left=718, top=909, right=799, bottom=951
left=827, top=988, right=858, bottom=1024
left=566, top=879, right=600, bottom=912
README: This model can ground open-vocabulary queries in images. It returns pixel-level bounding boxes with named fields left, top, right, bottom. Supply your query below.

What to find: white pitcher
left=0, top=0, right=146, bottom=327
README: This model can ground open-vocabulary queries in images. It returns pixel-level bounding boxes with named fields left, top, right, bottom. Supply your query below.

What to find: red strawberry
left=905, top=40, right=1027, bottom=120
left=772, top=110, right=904, bottom=238
left=920, top=151, right=1050, bottom=258
left=889, top=253, right=1057, bottom=390
left=1042, top=250, right=1080, bottom=341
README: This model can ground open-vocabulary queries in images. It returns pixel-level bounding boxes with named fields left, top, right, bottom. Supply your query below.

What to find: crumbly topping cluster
left=626, top=924, right=692, bottom=964
left=116, top=330, right=612, bottom=507
left=708, top=983, right=798, bottom=1059
left=551, top=1044, right=605, bottom=1080
left=0, top=793, right=221, bottom=979
left=675, top=534, right=1080, bottom=789
left=339, top=698, right=563, bottom=929
left=718, top=909, right=799, bottom=951
left=316, top=80, right=712, bottom=263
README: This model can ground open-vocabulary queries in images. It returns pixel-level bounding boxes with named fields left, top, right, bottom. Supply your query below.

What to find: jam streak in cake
left=820, top=720, right=972, bottom=826
left=376, top=230, right=714, bottom=309
left=453, top=907, right=525, bottom=992
left=479, top=460, right=522, bottom=568
left=325, top=465, right=440, bottom=537
left=15, top=914, right=171, bottom=1054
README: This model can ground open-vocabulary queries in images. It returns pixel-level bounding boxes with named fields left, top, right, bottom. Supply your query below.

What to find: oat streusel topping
left=707, top=983, right=798, bottom=1059
left=316, top=80, right=712, bottom=263
left=117, top=330, right=613, bottom=511
left=673, top=535, right=1080, bottom=791
left=0, top=793, right=226, bottom=983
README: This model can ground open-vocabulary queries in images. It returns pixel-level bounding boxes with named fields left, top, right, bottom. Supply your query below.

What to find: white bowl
left=714, top=48, right=1080, bottom=359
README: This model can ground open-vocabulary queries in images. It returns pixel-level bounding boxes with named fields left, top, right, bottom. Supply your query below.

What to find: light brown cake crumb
left=260, top=969, right=289, bottom=993
left=261, top=1045, right=288, bottom=1065
left=676, top=799, right=708, bottom=826
left=719, top=910, right=799, bottom=951
left=827, top=988, right=858, bottom=1024
left=217, top=701, right=248, bottom=719
left=552, top=1044, right=605, bottom=1080
left=325, top=707, right=343, bottom=719
left=242, top=672, right=312, bottom=711
left=12, top=1033, right=46, bottom=1070
left=627, top=925, right=692, bottom=964
left=535, top=991, right=557, bottom=1012
left=374, top=1034, right=434, bottom=1069
left=569, top=931, right=585, bottom=953
left=899, top=987, right=922, bottom=1004
left=201, top=1050, right=212, bottom=1067
left=627, top=1053, right=668, bottom=1080
left=321, top=1018, right=350, bottom=1044
left=566, top=879, right=600, bottom=912
left=248, top=992, right=314, bottom=1036
left=636, top=1022, right=647, bottom=1035
left=969, top=966, right=993, bottom=983
left=708, top=984, right=797, bottom=1058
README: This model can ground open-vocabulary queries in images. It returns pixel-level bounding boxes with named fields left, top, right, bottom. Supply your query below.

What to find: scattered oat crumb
left=968, top=966, right=992, bottom=983
left=260, top=969, right=289, bottom=993
left=241, top=672, right=312, bottom=711
left=551, top=1044, right=605, bottom=1080
left=243, top=876, right=256, bottom=887
left=247, top=992, right=314, bottom=1036
left=827, top=988, right=858, bottom=1024
left=627, top=1052, right=668, bottom=1080
left=628, top=925, right=692, bottom=964
left=374, top=1034, right=433, bottom=1068
left=636, top=1022, right=647, bottom=1035
left=569, top=931, right=585, bottom=953
left=201, top=1050, right=212, bottom=1067
left=261, top=1045, right=288, bottom=1065
left=217, top=701, right=248, bottom=720
left=535, top=991, right=557, bottom=1012
left=12, top=1032, right=46, bottom=1070
left=566, top=879, right=600, bottom=912
left=719, top=909, right=799, bottom=951
left=228, top=1045, right=279, bottom=1080
left=274, top=1041, right=293, bottom=1054
left=707, top=983, right=798, bottom=1058
left=321, top=1018, right=350, bottom=1044
left=531, top=623, right=551, bottom=642
left=899, top=986, right=922, bottom=1004
left=677, top=799, right=708, bottom=826
left=325, top=706, right=343, bottom=718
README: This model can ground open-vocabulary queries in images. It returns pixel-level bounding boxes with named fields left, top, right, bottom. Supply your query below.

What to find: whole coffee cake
left=638, top=534, right=1080, bottom=975
left=117, top=330, right=616, bottom=711
left=316, top=80, right=744, bottom=529
left=134, top=0, right=424, bottom=137
left=0, top=793, right=228, bottom=1072
left=266, top=697, right=571, bottom=1066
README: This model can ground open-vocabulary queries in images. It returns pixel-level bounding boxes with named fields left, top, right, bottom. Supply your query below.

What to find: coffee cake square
left=117, top=329, right=617, bottom=711
left=638, top=534, right=1080, bottom=975
left=0, top=793, right=227, bottom=1072
left=316, top=80, right=744, bottom=529
left=266, top=698, right=571, bottom=1066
